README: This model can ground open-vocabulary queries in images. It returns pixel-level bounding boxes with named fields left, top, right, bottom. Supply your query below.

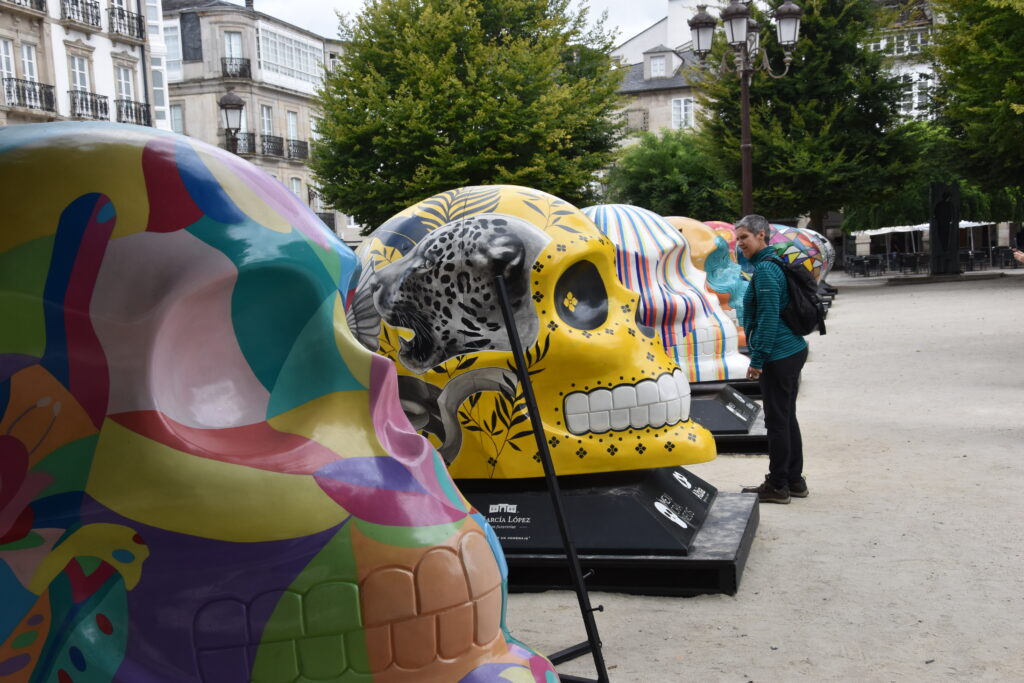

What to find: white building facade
left=1, top=0, right=159, bottom=127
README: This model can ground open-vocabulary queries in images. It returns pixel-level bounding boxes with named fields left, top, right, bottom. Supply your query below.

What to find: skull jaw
left=447, top=419, right=716, bottom=479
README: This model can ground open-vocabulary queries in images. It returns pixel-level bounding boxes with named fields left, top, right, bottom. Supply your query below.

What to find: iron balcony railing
left=3, top=78, right=56, bottom=111
left=62, top=0, right=102, bottom=28
left=3, top=0, right=47, bottom=13
left=109, top=5, right=145, bottom=41
left=115, top=98, right=150, bottom=126
left=224, top=131, right=256, bottom=155
left=261, top=134, right=283, bottom=156
left=221, top=58, right=251, bottom=79
left=286, top=138, right=309, bottom=160
left=69, top=89, right=109, bottom=120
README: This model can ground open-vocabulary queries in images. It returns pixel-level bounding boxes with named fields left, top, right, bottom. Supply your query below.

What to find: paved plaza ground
left=508, top=268, right=1024, bottom=681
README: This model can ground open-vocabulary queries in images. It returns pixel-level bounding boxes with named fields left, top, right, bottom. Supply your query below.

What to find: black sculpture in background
left=930, top=182, right=961, bottom=275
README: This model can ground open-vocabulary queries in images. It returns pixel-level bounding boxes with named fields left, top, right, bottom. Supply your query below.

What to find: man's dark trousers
left=758, top=347, right=808, bottom=489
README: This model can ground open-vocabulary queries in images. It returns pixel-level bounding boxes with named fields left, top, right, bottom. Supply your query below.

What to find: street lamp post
left=218, top=87, right=244, bottom=154
left=689, top=0, right=803, bottom=215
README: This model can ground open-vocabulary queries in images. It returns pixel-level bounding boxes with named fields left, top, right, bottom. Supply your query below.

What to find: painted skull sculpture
left=0, top=123, right=556, bottom=682
left=348, top=186, right=716, bottom=480
left=806, top=228, right=836, bottom=280
left=737, top=224, right=827, bottom=283
left=583, top=205, right=748, bottom=383
left=665, top=217, right=749, bottom=342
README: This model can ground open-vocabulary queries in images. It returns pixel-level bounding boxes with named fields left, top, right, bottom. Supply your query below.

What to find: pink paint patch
left=313, top=477, right=466, bottom=527
left=110, top=411, right=340, bottom=474
left=92, top=231, right=271, bottom=428
left=368, top=355, right=448, bottom=499
left=65, top=196, right=116, bottom=428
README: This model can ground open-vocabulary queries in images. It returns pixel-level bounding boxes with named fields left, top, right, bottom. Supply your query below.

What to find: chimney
left=245, top=0, right=254, bottom=8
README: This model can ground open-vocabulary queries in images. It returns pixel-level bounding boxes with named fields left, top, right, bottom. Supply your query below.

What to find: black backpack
left=763, top=256, right=827, bottom=336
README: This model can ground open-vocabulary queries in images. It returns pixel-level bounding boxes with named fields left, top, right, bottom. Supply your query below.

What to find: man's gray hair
left=735, top=214, right=772, bottom=242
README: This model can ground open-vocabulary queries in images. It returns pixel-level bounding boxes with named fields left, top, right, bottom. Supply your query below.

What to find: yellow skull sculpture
left=349, top=186, right=715, bottom=479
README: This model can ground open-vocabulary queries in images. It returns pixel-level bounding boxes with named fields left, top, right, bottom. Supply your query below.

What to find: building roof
left=643, top=44, right=673, bottom=54
left=617, top=56, right=698, bottom=94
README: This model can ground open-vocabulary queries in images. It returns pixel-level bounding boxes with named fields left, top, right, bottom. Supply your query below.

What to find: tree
left=605, top=129, right=738, bottom=220
left=311, top=0, right=623, bottom=232
left=693, top=0, right=919, bottom=231
left=929, top=0, right=1024, bottom=192
left=841, top=120, right=1023, bottom=231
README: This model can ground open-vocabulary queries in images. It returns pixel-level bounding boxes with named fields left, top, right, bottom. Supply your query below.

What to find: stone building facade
left=162, top=0, right=361, bottom=246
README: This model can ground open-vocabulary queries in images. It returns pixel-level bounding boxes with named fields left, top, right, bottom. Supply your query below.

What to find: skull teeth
left=563, top=369, right=690, bottom=436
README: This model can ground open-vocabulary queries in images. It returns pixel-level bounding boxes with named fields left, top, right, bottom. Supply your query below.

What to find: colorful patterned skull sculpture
left=738, top=224, right=826, bottom=283
left=348, top=186, right=715, bottom=480
left=0, top=123, right=556, bottom=682
left=703, top=221, right=739, bottom=262
left=583, top=205, right=748, bottom=383
left=665, top=217, right=750, bottom=340
left=806, top=228, right=836, bottom=280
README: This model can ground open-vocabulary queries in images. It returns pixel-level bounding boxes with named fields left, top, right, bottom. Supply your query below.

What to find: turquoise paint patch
left=0, top=563, right=37, bottom=644
left=266, top=292, right=360, bottom=418
left=37, top=577, right=128, bottom=683
left=434, top=452, right=468, bottom=512
left=96, top=202, right=115, bottom=224
left=546, top=670, right=559, bottom=682
left=111, top=550, right=134, bottom=564
left=187, top=216, right=342, bottom=392
left=472, top=512, right=508, bottom=583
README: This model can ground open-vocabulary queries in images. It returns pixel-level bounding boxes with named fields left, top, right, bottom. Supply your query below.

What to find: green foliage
left=693, top=0, right=919, bottom=229
left=605, top=129, right=738, bottom=220
left=842, top=121, right=1024, bottom=231
left=311, top=0, right=624, bottom=232
left=930, top=0, right=1024, bottom=191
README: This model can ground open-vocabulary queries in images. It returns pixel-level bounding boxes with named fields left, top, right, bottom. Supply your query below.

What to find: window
left=671, top=97, right=694, bottom=129
left=224, top=31, right=243, bottom=59
left=260, top=105, right=273, bottom=135
left=115, top=66, right=134, bottom=100
left=20, top=45, right=37, bottom=82
left=257, top=26, right=322, bottom=83
left=145, top=0, right=161, bottom=35
left=151, top=69, right=165, bottom=106
left=165, top=25, right=181, bottom=80
left=0, top=39, right=14, bottom=81
left=170, top=104, right=183, bottom=134
left=290, top=177, right=301, bottom=197
left=650, top=55, right=666, bottom=78
left=70, top=55, right=89, bottom=91
left=287, top=110, right=298, bottom=139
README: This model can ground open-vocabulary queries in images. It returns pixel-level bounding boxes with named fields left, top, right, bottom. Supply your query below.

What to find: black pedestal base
left=505, top=492, right=758, bottom=596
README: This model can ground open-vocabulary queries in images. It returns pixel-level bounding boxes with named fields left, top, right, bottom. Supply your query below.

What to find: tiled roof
left=618, top=54, right=699, bottom=94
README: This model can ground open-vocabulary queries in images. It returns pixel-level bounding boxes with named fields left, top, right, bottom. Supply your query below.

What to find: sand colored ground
left=508, top=269, right=1024, bottom=682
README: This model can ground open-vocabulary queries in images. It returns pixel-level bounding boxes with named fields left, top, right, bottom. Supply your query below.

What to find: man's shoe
left=788, top=477, right=809, bottom=498
left=741, top=478, right=790, bottom=504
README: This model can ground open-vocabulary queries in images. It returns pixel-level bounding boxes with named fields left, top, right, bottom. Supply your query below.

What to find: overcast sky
left=222, top=0, right=667, bottom=47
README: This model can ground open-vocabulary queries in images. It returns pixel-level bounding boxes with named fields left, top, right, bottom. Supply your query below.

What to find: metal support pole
left=494, top=274, right=609, bottom=683
left=740, top=47, right=754, bottom=216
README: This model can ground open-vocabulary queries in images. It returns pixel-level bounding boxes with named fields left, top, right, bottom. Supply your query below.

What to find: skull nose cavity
left=563, top=369, right=690, bottom=435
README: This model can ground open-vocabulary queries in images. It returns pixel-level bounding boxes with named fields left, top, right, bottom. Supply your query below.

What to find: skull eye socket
left=554, top=260, right=607, bottom=330
left=635, top=306, right=656, bottom=338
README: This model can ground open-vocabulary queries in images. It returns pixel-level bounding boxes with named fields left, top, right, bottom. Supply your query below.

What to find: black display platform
left=689, top=385, right=761, bottom=435
left=461, top=467, right=717, bottom=556
left=502, top=493, right=758, bottom=596
left=692, top=379, right=761, bottom=399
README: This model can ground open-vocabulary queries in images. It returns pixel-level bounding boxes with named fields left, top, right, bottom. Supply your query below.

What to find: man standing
left=735, top=215, right=809, bottom=504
